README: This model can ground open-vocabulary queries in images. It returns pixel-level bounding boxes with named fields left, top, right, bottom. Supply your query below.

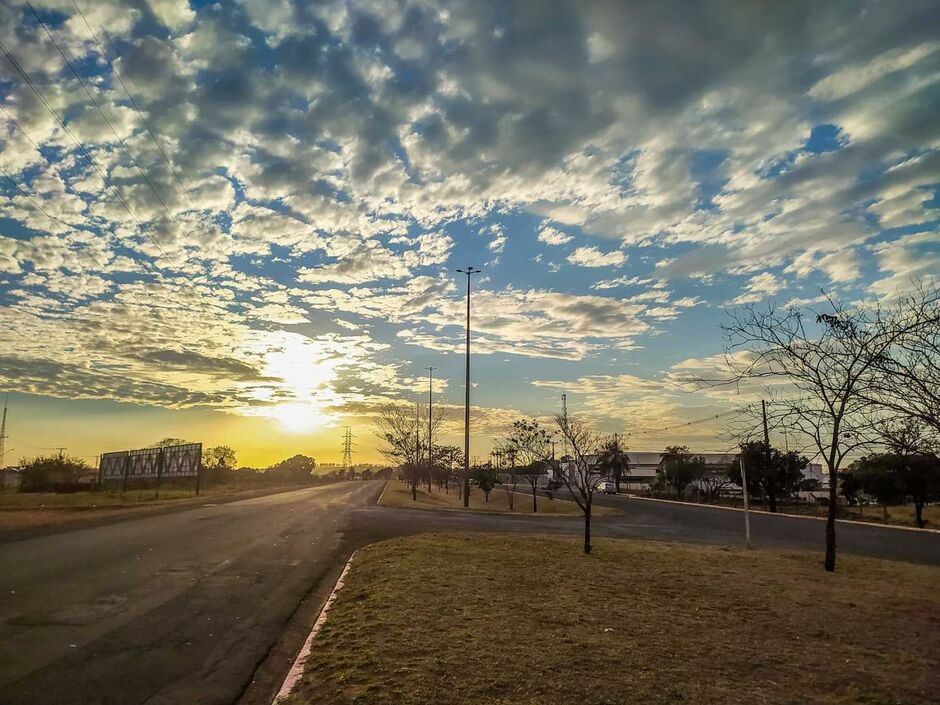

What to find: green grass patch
left=286, top=533, right=939, bottom=705
left=380, top=480, right=616, bottom=516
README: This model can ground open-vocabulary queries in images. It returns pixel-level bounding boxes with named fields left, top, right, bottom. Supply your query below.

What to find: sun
left=268, top=403, right=332, bottom=433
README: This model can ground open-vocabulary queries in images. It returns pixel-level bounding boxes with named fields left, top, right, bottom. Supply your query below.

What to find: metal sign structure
left=100, top=443, right=202, bottom=481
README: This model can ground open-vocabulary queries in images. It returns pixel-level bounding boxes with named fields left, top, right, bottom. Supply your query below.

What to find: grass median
left=380, top=480, right=617, bottom=516
left=285, top=533, right=938, bottom=705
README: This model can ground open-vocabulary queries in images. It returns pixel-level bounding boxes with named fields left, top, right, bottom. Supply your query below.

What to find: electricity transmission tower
left=341, top=427, right=355, bottom=475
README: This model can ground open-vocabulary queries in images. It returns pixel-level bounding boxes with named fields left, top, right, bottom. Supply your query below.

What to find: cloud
left=732, top=272, right=786, bottom=304
left=537, top=225, right=573, bottom=246
left=0, top=0, right=937, bottom=449
left=567, top=246, right=626, bottom=268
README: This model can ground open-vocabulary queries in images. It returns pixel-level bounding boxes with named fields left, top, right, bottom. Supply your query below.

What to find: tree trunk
left=883, top=504, right=888, bottom=522
left=412, top=480, right=417, bottom=501
left=532, top=483, right=538, bottom=513
left=915, top=500, right=925, bottom=528
left=825, top=480, right=837, bottom=572
left=583, top=504, right=592, bottom=554
left=508, top=489, right=514, bottom=510
left=768, top=491, right=777, bottom=513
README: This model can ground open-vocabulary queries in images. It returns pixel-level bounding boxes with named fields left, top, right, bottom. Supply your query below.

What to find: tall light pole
left=426, top=366, right=435, bottom=490
left=457, top=266, right=480, bottom=507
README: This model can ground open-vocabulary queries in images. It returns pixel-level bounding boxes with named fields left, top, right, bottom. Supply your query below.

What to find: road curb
left=272, top=551, right=358, bottom=704
left=376, top=480, right=390, bottom=505
left=624, top=494, right=940, bottom=534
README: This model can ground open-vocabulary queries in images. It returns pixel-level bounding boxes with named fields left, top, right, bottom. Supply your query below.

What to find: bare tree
left=866, top=283, right=940, bottom=434
left=722, top=297, right=919, bottom=571
left=374, top=403, right=446, bottom=501
left=492, top=442, right=519, bottom=509
left=553, top=414, right=604, bottom=554
left=504, top=419, right=554, bottom=512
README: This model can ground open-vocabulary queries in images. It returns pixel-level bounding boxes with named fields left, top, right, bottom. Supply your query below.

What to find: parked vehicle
left=595, top=480, right=617, bottom=494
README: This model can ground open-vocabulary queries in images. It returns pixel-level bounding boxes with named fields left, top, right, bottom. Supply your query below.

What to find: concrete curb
left=271, top=551, right=358, bottom=704
left=376, top=480, right=390, bottom=505
left=624, top=494, right=940, bottom=534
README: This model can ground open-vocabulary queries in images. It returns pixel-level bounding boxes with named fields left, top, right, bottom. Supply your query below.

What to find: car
left=595, top=480, right=617, bottom=494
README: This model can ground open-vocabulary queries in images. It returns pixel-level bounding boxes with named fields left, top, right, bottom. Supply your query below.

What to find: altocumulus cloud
left=0, top=0, right=937, bottom=428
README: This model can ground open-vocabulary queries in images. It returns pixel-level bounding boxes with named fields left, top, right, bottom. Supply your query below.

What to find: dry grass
left=0, top=484, right=304, bottom=532
left=287, top=533, right=940, bottom=705
left=380, top=480, right=617, bottom=516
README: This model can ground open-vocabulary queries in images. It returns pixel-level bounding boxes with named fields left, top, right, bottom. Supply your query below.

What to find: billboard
left=99, top=443, right=202, bottom=481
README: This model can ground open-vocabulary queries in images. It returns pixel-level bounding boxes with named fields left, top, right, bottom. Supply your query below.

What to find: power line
left=0, top=37, right=252, bottom=330
left=25, top=0, right=180, bottom=227
left=626, top=407, right=747, bottom=437
left=67, top=1, right=295, bottom=310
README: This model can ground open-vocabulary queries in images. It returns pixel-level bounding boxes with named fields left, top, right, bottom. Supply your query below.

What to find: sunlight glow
left=237, top=331, right=350, bottom=433
left=268, top=402, right=333, bottom=433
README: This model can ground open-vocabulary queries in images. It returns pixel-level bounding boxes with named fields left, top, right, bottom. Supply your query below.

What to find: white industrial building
left=547, top=451, right=826, bottom=496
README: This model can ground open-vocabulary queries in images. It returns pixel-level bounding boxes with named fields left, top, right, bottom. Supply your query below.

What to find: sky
left=0, top=0, right=938, bottom=468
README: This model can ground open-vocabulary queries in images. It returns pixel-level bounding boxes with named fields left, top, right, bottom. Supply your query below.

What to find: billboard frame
left=98, top=442, right=203, bottom=497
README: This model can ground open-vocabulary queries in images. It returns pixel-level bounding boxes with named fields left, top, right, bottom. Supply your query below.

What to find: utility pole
left=415, top=401, right=421, bottom=469
left=457, top=266, right=480, bottom=507
left=0, top=394, right=8, bottom=467
left=561, top=392, right=569, bottom=459
left=762, top=398, right=774, bottom=511
left=740, top=451, right=751, bottom=549
left=761, top=399, right=771, bottom=448
left=426, top=366, right=435, bottom=481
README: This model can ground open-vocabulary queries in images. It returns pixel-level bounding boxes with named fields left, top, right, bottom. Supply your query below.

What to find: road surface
left=0, top=481, right=384, bottom=705
left=1, top=480, right=937, bottom=705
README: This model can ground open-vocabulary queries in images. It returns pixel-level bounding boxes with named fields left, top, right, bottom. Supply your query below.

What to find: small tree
left=265, top=454, right=316, bottom=484
left=374, top=403, right=426, bottom=501
left=865, top=283, right=940, bottom=435
left=597, top=434, right=630, bottom=493
left=698, top=467, right=735, bottom=501
left=433, top=444, right=463, bottom=494
left=839, top=470, right=864, bottom=506
left=845, top=455, right=906, bottom=520
left=877, top=417, right=940, bottom=527
left=720, top=296, right=923, bottom=571
left=504, top=419, right=554, bottom=513
left=470, top=463, right=497, bottom=501
left=729, top=441, right=808, bottom=512
left=554, top=414, right=604, bottom=554
left=495, top=444, right=519, bottom=510
left=20, top=453, right=91, bottom=492
left=658, top=446, right=706, bottom=499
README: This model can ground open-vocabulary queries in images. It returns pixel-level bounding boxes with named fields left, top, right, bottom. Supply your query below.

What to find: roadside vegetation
left=0, top=441, right=385, bottom=532
left=286, top=533, right=939, bottom=705
left=379, top=479, right=613, bottom=516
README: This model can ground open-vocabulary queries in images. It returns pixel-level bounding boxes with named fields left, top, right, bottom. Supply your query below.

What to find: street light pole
left=456, top=266, right=480, bottom=507
left=426, top=366, right=435, bottom=491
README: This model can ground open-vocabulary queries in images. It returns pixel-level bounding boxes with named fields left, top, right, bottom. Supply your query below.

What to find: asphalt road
left=0, top=481, right=385, bottom=705
left=1, top=480, right=937, bottom=705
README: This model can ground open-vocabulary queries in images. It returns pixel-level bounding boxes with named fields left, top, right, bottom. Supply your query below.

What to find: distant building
left=550, top=451, right=825, bottom=496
